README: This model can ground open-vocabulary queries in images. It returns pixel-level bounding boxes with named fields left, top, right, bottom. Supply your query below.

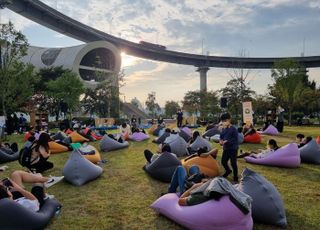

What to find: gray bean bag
left=153, top=132, right=170, bottom=144
left=189, top=136, right=212, bottom=152
left=203, top=127, right=221, bottom=138
left=100, top=135, right=129, bottom=152
left=62, top=150, right=103, bottom=186
left=299, top=139, right=320, bottom=164
left=236, top=168, right=287, bottom=227
left=51, top=132, right=68, bottom=141
left=0, top=198, right=61, bottom=230
left=144, top=152, right=181, bottom=182
left=210, top=134, right=220, bottom=143
left=179, top=130, right=191, bottom=142
left=168, top=136, right=189, bottom=157
left=0, top=148, right=19, bottom=164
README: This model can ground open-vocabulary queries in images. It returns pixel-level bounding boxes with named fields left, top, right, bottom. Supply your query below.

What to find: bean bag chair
left=151, top=193, right=253, bottom=230
left=129, top=132, right=149, bottom=142
left=100, top=134, right=129, bottom=152
left=51, top=132, right=68, bottom=141
left=79, top=145, right=101, bottom=164
left=210, top=134, right=220, bottom=143
left=181, top=127, right=192, bottom=137
left=238, top=133, right=244, bottom=144
left=168, top=136, right=189, bottom=157
left=78, top=130, right=97, bottom=142
left=65, top=129, right=73, bottom=135
left=62, top=150, right=103, bottom=186
left=48, top=141, right=69, bottom=154
left=179, top=129, right=192, bottom=142
left=245, top=143, right=300, bottom=168
left=261, top=124, right=279, bottom=135
left=24, top=131, right=33, bottom=141
left=299, top=139, right=320, bottom=164
left=152, top=126, right=163, bottom=136
left=316, top=136, right=320, bottom=144
left=0, top=198, right=61, bottom=230
left=243, top=132, right=261, bottom=144
left=189, top=136, right=212, bottom=153
left=181, top=155, right=220, bottom=178
left=71, top=142, right=81, bottom=150
left=203, top=127, right=220, bottom=138
left=148, top=124, right=158, bottom=134
left=91, top=131, right=103, bottom=140
left=69, top=132, right=89, bottom=143
left=144, top=152, right=181, bottom=182
left=153, top=132, right=170, bottom=144
left=158, top=128, right=165, bottom=137
left=0, top=148, right=19, bottom=164
left=236, top=168, right=287, bottom=227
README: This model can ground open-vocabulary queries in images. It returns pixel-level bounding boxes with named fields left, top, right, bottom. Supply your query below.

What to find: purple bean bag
left=129, top=132, right=150, bottom=142
left=245, top=143, right=300, bottom=168
left=151, top=193, right=253, bottom=230
left=261, top=124, right=279, bottom=135
left=181, top=127, right=192, bottom=137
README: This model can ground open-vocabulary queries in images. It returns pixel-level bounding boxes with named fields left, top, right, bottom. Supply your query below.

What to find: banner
left=242, top=101, right=253, bottom=125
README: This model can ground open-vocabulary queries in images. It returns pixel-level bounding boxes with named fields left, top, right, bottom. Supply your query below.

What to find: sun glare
left=121, top=52, right=138, bottom=67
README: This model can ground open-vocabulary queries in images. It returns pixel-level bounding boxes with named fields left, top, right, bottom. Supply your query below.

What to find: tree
left=182, top=90, right=220, bottom=119
left=81, top=70, right=124, bottom=118
left=220, top=78, right=255, bottom=118
left=45, top=71, right=84, bottom=119
left=165, top=101, right=180, bottom=118
left=269, top=59, right=311, bottom=125
left=145, top=92, right=161, bottom=117
left=0, top=21, right=38, bottom=115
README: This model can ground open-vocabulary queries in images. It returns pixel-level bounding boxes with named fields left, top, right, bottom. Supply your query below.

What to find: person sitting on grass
left=238, top=139, right=280, bottom=159
left=0, top=170, right=63, bottom=211
left=242, top=123, right=256, bottom=137
left=29, top=133, right=54, bottom=173
left=120, top=123, right=131, bottom=136
left=296, top=134, right=305, bottom=148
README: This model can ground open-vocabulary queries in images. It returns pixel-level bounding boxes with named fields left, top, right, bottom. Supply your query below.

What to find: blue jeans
left=168, top=165, right=200, bottom=195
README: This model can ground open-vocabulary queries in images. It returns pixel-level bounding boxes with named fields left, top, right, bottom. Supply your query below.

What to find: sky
left=1, top=0, right=320, bottom=107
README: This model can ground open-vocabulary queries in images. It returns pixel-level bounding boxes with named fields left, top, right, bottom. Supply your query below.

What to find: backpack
left=19, top=142, right=36, bottom=167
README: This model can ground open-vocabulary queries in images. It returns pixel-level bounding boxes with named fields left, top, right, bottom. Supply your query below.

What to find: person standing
left=176, top=109, right=183, bottom=128
left=219, top=113, right=239, bottom=182
left=276, top=105, right=285, bottom=133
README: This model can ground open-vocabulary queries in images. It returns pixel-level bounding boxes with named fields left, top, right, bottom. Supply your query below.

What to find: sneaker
left=44, top=193, right=55, bottom=200
left=44, top=176, right=64, bottom=188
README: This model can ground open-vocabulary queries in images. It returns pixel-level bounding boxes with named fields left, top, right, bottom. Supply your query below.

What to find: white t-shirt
left=120, top=125, right=131, bottom=135
left=256, top=149, right=275, bottom=159
left=15, top=197, right=40, bottom=212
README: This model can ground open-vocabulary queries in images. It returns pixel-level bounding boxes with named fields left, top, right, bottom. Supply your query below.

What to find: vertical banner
left=242, top=101, right=253, bottom=125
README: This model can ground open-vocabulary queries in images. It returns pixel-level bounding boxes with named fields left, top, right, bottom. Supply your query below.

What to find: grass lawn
left=1, top=126, right=320, bottom=230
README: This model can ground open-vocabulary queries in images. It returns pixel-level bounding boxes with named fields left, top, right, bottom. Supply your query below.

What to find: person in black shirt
left=176, top=109, right=183, bottom=128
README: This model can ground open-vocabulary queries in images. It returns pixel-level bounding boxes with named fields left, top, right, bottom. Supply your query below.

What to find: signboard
left=242, top=101, right=253, bottom=125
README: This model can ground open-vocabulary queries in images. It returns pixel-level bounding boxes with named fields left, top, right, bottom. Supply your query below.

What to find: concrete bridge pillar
left=196, top=66, right=209, bottom=92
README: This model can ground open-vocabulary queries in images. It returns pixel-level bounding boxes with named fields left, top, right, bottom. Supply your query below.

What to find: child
left=238, top=139, right=279, bottom=159
left=296, top=134, right=305, bottom=148
left=219, top=113, right=239, bottom=182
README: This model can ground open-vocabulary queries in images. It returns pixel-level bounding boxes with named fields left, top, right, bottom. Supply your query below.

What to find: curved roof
left=3, top=0, right=320, bottom=68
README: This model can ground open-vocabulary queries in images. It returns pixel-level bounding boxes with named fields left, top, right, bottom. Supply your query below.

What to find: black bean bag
left=299, top=139, right=320, bottom=164
left=144, top=152, right=181, bottom=182
left=62, top=150, right=103, bottom=186
left=153, top=132, right=170, bottom=144
left=168, top=136, right=189, bottom=157
left=236, top=168, right=287, bottom=227
left=179, top=130, right=191, bottom=142
left=0, top=198, right=61, bottom=230
left=0, top=148, right=19, bottom=164
left=203, top=127, right=221, bottom=138
left=100, top=135, right=129, bottom=152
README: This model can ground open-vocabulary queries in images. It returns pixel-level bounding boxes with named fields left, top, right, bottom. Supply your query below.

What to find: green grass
left=1, top=126, right=320, bottom=230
